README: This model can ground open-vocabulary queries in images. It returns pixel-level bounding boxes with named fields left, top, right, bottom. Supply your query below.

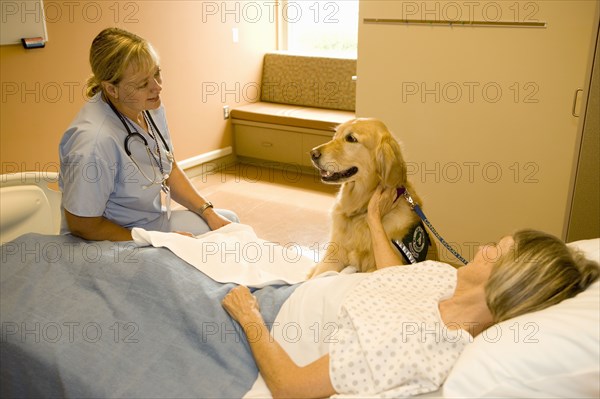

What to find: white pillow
left=443, top=238, right=600, bottom=398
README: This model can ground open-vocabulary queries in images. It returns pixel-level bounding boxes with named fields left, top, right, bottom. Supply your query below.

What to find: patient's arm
left=368, top=186, right=405, bottom=269
left=222, top=286, right=335, bottom=399
left=64, top=210, right=133, bottom=241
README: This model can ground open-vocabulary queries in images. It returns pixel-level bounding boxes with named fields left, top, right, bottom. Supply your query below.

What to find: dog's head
left=310, top=118, right=407, bottom=188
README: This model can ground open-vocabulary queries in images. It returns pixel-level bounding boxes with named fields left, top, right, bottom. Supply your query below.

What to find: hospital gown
left=329, top=261, right=472, bottom=398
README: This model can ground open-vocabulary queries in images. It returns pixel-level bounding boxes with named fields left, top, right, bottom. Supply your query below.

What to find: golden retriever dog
left=309, top=118, right=428, bottom=276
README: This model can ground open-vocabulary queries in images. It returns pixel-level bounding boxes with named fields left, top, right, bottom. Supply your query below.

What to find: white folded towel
left=132, top=223, right=314, bottom=288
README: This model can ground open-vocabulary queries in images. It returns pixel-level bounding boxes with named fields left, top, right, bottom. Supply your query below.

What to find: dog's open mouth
left=319, top=166, right=359, bottom=183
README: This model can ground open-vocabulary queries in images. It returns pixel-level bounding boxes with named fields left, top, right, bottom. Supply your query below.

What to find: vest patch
left=391, top=222, right=430, bottom=264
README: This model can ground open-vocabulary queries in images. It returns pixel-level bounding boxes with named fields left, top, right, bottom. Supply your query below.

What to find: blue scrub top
left=59, top=93, right=173, bottom=233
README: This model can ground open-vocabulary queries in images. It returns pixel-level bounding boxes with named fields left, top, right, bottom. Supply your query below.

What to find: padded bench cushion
left=231, top=102, right=355, bottom=132
left=261, top=53, right=356, bottom=111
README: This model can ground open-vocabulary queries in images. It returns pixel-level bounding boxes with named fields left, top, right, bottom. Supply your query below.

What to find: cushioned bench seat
left=232, top=53, right=357, bottom=168
left=230, top=102, right=355, bottom=132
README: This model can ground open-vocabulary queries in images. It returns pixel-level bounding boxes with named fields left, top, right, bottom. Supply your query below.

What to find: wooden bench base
left=231, top=102, right=355, bottom=167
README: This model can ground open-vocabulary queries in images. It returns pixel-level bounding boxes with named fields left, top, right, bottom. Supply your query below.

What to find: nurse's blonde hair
left=485, top=229, right=599, bottom=323
left=86, top=27, right=159, bottom=98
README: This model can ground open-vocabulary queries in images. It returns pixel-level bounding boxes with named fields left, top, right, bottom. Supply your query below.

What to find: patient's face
left=470, top=235, right=515, bottom=271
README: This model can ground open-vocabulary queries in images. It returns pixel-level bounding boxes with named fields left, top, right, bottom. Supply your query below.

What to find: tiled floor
left=190, top=163, right=338, bottom=252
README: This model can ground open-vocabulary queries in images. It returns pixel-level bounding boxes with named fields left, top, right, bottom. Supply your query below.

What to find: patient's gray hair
left=485, top=229, right=599, bottom=323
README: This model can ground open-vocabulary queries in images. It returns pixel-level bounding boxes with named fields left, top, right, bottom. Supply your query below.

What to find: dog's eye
left=345, top=134, right=358, bottom=143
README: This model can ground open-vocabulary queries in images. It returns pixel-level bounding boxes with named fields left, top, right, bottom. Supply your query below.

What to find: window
left=278, top=0, right=358, bottom=58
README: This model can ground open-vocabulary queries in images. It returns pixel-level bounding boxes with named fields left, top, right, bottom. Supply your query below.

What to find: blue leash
left=397, top=187, right=469, bottom=265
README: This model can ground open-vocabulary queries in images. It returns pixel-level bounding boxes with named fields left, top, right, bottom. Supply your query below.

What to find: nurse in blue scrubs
left=59, top=28, right=239, bottom=241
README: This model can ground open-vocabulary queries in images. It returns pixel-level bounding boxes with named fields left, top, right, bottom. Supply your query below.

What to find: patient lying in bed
left=239, top=261, right=469, bottom=398
left=223, top=188, right=600, bottom=399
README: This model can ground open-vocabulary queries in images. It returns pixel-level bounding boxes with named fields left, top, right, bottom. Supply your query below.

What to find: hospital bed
left=1, top=172, right=598, bottom=398
left=0, top=172, right=61, bottom=243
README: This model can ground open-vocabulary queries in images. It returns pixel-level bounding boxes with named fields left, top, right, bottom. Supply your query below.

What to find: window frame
left=276, top=0, right=358, bottom=58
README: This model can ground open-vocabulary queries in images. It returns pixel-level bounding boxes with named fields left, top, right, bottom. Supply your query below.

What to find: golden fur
left=310, top=118, right=423, bottom=275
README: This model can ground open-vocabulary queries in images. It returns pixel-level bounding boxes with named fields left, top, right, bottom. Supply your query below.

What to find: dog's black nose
left=311, top=149, right=321, bottom=161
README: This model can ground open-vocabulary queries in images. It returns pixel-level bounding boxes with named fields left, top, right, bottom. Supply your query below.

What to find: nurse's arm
left=167, top=162, right=231, bottom=230
left=64, top=210, right=133, bottom=241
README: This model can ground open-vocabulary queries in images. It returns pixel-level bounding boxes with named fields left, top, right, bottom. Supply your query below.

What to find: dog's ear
left=376, top=134, right=407, bottom=188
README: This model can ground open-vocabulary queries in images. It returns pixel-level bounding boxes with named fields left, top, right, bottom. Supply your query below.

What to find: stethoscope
left=105, top=95, right=174, bottom=187
left=105, top=95, right=174, bottom=217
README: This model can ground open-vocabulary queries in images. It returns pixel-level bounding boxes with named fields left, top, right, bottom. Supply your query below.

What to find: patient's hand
left=222, top=286, right=261, bottom=325
left=368, top=185, right=396, bottom=222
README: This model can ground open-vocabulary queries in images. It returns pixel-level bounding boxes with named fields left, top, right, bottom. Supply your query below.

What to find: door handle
left=572, top=88, right=583, bottom=117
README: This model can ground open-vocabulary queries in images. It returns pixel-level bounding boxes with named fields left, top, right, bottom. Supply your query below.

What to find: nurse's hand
left=203, top=208, right=232, bottom=231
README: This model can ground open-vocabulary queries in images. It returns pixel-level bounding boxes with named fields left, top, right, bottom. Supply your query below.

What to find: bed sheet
left=0, top=233, right=297, bottom=398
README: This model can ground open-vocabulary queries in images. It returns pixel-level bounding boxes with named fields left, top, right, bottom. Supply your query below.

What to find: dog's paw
left=305, top=265, right=317, bottom=279
left=340, top=265, right=358, bottom=274
left=308, top=262, right=344, bottom=279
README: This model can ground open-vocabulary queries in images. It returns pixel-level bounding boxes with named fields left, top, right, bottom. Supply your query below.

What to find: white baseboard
left=178, top=146, right=233, bottom=170
left=179, top=146, right=237, bottom=179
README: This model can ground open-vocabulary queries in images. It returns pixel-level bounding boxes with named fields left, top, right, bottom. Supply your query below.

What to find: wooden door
left=567, top=24, right=600, bottom=242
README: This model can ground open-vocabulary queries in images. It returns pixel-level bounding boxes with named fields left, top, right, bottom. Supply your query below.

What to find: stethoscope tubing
left=105, top=96, right=171, bottom=155
left=105, top=95, right=173, bottom=187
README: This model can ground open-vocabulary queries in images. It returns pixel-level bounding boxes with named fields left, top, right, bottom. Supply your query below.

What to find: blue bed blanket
left=0, top=233, right=298, bottom=398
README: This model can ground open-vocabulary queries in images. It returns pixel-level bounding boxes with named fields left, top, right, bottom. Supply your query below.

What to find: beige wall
left=357, top=1, right=599, bottom=258
left=0, top=1, right=276, bottom=174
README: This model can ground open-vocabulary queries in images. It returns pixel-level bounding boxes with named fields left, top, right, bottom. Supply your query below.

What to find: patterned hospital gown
left=329, top=261, right=473, bottom=398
